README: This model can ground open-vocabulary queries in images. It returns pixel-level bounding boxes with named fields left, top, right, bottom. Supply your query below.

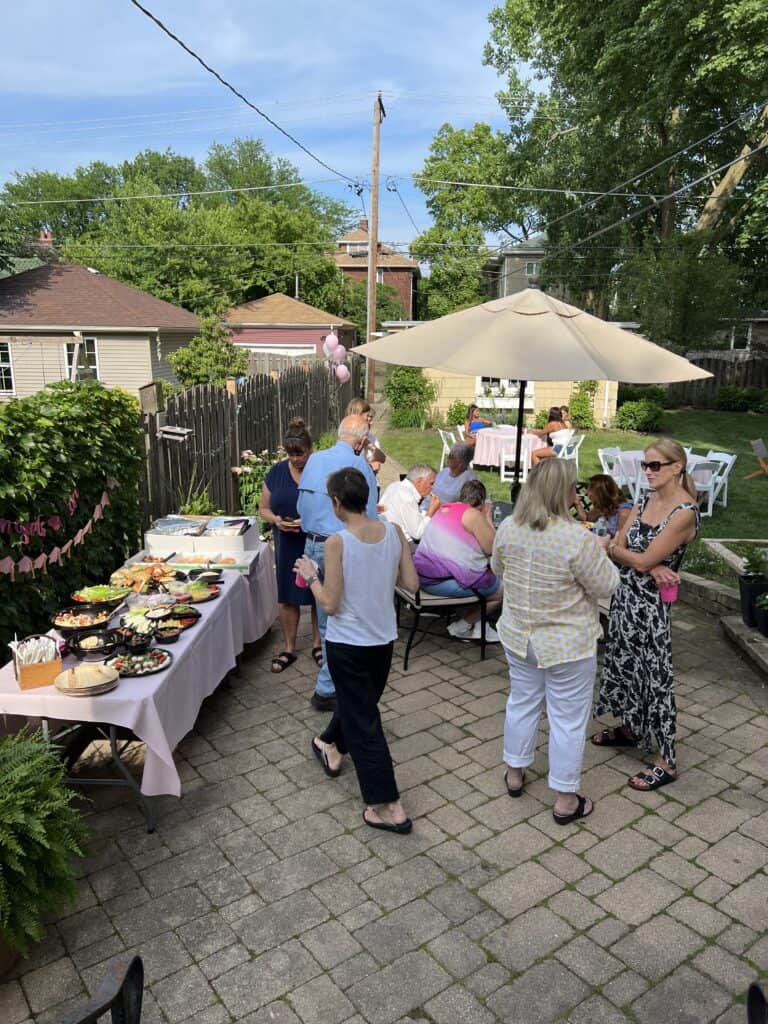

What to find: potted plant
left=0, top=731, right=87, bottom=976
left=739, top=549, right=768, bottom=629
left=755, top=594, right=768, bottom=639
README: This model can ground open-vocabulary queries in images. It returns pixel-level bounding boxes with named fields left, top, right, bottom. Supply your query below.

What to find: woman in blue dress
left=259, top=418, right=321, bottom=673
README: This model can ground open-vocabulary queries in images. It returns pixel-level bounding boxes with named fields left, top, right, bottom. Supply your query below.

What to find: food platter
left=121, top=604, right=200, bottom=634
left=71, top=585, right=132, bottom=607
left=163, top=582, right=220, bottom=603
left=52, top=606, right=114, bottom=636
left=111, top=563, right=179, bottom=591
left=55, top=664, right=119, bottom=696
left=105, top=648, right=173, bottom=677
left=68, top=629, right=122, bottom=661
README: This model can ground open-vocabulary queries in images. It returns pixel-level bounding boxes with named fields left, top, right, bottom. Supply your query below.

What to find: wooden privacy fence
left=667, top=350, right=768, bottom=405
left=141, top=355, right=361, bottom=520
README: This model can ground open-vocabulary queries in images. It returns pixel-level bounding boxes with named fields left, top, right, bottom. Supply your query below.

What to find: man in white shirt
left=379, top=464, right=439, bottom=545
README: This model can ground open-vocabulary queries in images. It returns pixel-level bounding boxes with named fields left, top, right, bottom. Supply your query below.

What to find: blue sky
left=1, top=1, right=512, bottom=248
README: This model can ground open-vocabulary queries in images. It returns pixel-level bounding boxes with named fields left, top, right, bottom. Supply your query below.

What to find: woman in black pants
left=295, top=467, right=419, bottom=834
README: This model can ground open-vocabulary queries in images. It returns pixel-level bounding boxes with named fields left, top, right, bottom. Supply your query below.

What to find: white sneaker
left=448, top=618, right=474, bottom=639
left=472, top=622, right=500, bottom=642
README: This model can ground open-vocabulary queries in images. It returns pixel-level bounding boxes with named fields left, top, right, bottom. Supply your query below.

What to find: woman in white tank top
left=295, top=467, right=419, bottom=834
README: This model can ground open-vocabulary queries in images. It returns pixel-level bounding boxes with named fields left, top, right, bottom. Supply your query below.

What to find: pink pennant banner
left=47, top=515, right=63, bottom=532
left=107, top=478, right=119, bottom=490
left=0, top=556, right=15, bottom=579
left=61, top=540, right=73, bottom=557
left=16, top=556, right=33, bottom=574
left=101, top=491, right=110, bottom=508
left=82, top=519, right=92, bottom=536
left=33, top=553, right=47, bottom=572
left=93, top=504, right=103, bottom=522
left=73, top=529, right=84, bottom=546
left=48, top=546, right=61, bottom=565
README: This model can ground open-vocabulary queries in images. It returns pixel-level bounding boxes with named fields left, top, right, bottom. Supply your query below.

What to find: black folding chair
left=59, top=957, right=143, bottom=1024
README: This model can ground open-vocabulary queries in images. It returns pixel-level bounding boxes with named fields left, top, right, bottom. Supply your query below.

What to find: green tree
left=167, top=319, right=248, bottom=387
left=321, top=278, right=405, bottom=332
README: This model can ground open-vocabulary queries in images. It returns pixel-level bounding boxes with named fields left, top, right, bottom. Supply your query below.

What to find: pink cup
left=295, top=559, right=318, bottom=589
left=659, top=581, right=679, bottom=603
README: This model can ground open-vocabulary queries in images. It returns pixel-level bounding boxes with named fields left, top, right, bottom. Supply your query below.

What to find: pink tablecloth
left=0, top=549, right=278, bottom=797
left=474, top=427, right=547, bottom=468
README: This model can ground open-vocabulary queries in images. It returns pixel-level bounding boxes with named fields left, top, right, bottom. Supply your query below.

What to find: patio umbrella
left=352, top=288, right=712, bottom=495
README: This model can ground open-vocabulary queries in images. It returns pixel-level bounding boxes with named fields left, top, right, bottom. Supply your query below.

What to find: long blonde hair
left=645, top=438, right=697, bottom=499
left=514, top=458, right=576, bottom=531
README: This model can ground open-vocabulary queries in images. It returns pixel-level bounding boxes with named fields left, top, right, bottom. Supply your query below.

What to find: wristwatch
left=305, top=574, right=319, bottom=586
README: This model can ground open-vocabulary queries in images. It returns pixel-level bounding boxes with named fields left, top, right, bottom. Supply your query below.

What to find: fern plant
left=0, top=731, right=87, bottom=955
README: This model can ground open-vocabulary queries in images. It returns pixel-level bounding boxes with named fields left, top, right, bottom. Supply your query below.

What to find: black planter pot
left=755, top=604, right=768, bottom=639
left=739, top=576, right=768, bottom=628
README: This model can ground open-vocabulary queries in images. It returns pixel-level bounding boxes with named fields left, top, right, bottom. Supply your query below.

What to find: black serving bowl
left=68, top=629, right=122, bottom=662
left=154, top=625, right=182, bottom=644
left=188, top=568, right=223, bottom=584
left=122, top=631, right=153, bottom=654
left=51, top=605, right=114, bottom=638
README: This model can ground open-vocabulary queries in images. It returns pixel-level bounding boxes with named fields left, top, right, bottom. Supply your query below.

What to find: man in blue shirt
left=297, top=415, right=379, bottom=710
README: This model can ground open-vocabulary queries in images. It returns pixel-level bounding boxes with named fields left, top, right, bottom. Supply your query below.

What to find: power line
left=408, top=175, right=710, bottom=200
left=127, top=0, right=357, bottom=184
left=386, top=178, right=420, bottom=234
left=9, top=178, right=342, bottom=206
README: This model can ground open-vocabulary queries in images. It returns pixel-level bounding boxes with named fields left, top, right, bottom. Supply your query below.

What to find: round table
left=473, top=427, right=547, bottom=468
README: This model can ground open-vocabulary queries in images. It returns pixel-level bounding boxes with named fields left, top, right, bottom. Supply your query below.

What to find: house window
left=65, top=336, right=99, bottom=381
left=525, top=261, right=539, bottom=277
left=730, top=323, right=752, bottom=350
left=475, top=377, right=535, bottom=406
left=0, top=341, right=14, bottom=393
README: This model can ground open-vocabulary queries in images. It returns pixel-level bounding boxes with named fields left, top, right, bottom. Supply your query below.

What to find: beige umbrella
left=353, top=288, right=712, bottom=383
left=352, top=288, right=711, bottom=492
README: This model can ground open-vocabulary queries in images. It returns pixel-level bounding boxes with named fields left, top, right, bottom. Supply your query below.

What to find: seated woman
left=413, top=479, right=503, bottom=642
left=575, top=474, right=633, bottom=537
left=462, top=404, right=493, bottom=445
left=528, top=407, right=568, bottom=466
left=560, top=405, right=572, bottom=429
left=430, top=443, right=477, bottom=504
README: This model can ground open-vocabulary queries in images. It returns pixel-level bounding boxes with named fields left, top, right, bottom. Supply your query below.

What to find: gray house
left=485, top=235, right=548, bottom=299
left=0, top=263, right=199, bottom=401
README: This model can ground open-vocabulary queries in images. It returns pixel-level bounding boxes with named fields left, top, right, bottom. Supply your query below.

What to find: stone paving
left=3, top=600, right=768, bottom=1024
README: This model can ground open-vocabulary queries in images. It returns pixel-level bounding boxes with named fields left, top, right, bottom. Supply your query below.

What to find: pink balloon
left=331, top=344, right=347, bottom=363
left=322, top=341, right=331, bottom=357
left=324, top=331, right=339, bottom=352
left=335, top=364, right=350, bottom=383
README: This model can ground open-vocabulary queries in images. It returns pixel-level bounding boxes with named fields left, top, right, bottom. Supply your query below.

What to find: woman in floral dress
left=593, top=439, right=700, bottom=791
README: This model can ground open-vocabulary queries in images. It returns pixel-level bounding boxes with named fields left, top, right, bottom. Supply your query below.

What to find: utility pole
left=365, top=93, right=385, bottom=403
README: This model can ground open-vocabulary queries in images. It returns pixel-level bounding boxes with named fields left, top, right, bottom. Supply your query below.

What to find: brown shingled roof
left=0, top=263, right=199, bottom=330
left=334, top=218, right=420, bottom=272
left=224, top=293, right=354, bottom=326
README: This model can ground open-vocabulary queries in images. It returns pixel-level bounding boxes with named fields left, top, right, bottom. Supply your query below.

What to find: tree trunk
left=695, top=104, right=768, bottom=234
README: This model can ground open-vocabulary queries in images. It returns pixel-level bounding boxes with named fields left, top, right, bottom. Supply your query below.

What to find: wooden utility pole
left=365, top=93, right=386, bottom=403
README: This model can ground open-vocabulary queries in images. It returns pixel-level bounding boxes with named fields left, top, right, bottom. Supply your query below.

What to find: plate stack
left=54, top=664, right=119, bottom=697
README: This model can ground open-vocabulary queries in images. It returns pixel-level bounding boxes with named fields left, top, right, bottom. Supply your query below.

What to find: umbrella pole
left=510, top=380, right=527, bottom=504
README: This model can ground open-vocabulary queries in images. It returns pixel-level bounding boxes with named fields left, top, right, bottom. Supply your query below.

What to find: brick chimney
left=359, top=217, right=369, bottom=233
left=39, top=229, right=54, bottom=246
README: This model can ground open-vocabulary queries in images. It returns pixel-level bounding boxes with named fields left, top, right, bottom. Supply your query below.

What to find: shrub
left=0, top=382, right=144, bottom=658
left=617, top=384, right=671, bottom=408
left=713, top=384, right=764, bottom=412
left=614, top=399, right=664, bottom=432
left=383, top=366, right=437, bottom=428
left=235, top=449, right=280, bottom=517
left=446, top=400, right=469, bottom=427
left=532, top=409, right=549, bottom=429
left=167, top=318, right=248, bottom=388
left=569, top=380, right=597, bottom=430
left=0, top=731, right=87, bottom=954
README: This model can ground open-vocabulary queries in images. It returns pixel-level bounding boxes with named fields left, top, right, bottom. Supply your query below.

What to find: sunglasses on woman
left=640, top=460, right=675, bottom=472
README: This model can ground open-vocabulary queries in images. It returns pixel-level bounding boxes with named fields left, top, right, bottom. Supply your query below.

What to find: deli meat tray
left=127, top=547, right=261, bottom=575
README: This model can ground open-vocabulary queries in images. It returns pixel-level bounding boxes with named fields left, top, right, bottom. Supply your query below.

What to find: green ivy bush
left=532, top=409, right=549, bottom=429
left=617, top=384, right=672, bottom=408
left=383, top=366, right=438, bottom=428
left=446, top=400, right=468, bottom=427
left=614, top=399, right=665, bottom=432
left=0, top=731, right=88, bottom=955
left=569, top=380, right=598, bottom=430
left=0, top=382, right=144, bottom=659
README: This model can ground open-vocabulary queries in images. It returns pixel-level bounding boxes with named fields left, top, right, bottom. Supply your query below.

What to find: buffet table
left=473, top=427, right=547, bottom=468
left=0, top=546, right=278, bottom=819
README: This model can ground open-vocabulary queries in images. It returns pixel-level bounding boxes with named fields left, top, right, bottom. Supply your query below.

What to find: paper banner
left=0, top=556, right=15, bottom=580
left=93, top=504, right=103, bottom=522
left=82, top=519, right=92, bottom=536
left=107, top=478, right=119, bottom=490
left=101, top=492, right=110, bottom=508
left=61, top=540, right=73, bottom=557
left=73, top=529, right=84, bottom=546
left=48, top=515, right=63, bottom=532
left=33, top=553, right=47, bottom=572
left=16, top=556, right=33, bottom=574
left=48, top=546, right=61, bottom=565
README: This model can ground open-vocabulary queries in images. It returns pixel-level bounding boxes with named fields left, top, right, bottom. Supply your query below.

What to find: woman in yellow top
left=491, top=459, right=619, bottom=824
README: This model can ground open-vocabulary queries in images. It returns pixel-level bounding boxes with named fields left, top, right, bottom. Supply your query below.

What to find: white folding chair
left=437, top=429, right=453, bottom=471
left=626, top=456, right=648, bottom=503
left=500, top=436, right=529, bottom=483
left=693, top=460, right=719, bottom=517
left=705, top=451, right=737, bottom=508
left=557, top=433, right=585, bottom=475
left=598, top=446, right=627, bottom=488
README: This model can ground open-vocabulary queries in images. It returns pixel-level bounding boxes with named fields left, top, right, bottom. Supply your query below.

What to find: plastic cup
left=295, top=558, right=318, bottom=589
left=659, top=581, right=679, bottom=603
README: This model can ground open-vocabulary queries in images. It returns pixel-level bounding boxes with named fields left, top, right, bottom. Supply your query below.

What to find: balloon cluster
left=323, top=330, right=350, bottom=383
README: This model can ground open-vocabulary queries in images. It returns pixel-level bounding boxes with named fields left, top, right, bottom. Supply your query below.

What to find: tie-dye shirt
left=414, top=502, right=496, bottom=590
left=491, top=515, right=619, bottom=667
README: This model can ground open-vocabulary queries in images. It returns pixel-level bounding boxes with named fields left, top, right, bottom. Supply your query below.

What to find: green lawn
left=382, top=409, right=768, bottom=540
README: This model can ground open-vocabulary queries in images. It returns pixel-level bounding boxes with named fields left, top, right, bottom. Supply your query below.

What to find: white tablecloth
left=0, top=548, right=278, bottom=797
left=473, top=427, right=547, bottom=468
left=617, top=451, right=713, bottom=487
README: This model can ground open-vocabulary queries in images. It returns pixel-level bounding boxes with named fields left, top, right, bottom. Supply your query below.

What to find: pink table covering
left=473, top=427, right=547, bottom=468
left=0, top=547, right=278, bottom=797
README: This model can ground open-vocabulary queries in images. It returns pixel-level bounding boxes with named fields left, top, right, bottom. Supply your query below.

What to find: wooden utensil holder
left=14, top=635, right=63, bottom=690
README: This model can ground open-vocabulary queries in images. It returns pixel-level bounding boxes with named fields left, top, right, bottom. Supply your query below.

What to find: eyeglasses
left=641, top=460, right=675, bottom=472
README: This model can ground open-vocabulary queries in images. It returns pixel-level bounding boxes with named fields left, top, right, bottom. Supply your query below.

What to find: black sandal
left=311, top=738, right=341, bottom=778
left=591, top=727, right=635, bottom=747
left=628, top=765, right=676, bottom=791
left=363, top=809, right=412, bottom=834
left=270, top=651, right=297, bottom=674
left=553, top=795, right=593, bottom=826
left=504, top=768, right=525, bottom=798
left=312, top=646, right=323, bottom=667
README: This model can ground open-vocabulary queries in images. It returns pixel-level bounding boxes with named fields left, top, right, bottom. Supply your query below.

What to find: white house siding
left=96, top=335, right=154, bottom=396
left=0, top=335, right=69, bottom=400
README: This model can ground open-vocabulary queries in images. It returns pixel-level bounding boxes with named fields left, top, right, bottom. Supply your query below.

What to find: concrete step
left=720, top=616, right=768, bottom=679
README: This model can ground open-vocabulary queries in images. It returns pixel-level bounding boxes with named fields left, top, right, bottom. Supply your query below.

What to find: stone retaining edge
left=679, top=570, right=740, bottom=615
left=720, top=616, right=768, bottom=680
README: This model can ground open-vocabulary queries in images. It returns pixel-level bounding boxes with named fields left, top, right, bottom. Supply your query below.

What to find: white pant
left=503, top=642, right=596, bottom=793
